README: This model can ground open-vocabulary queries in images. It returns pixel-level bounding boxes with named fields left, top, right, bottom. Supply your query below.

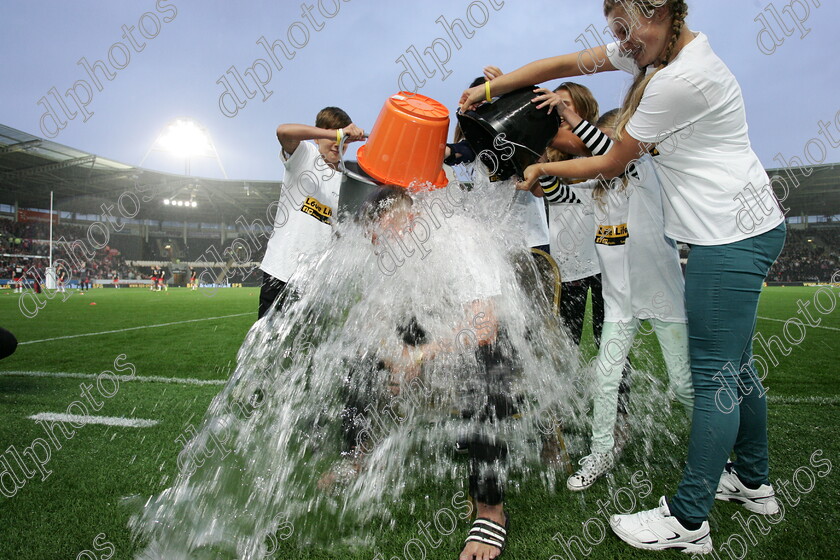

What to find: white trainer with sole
left=715, top=462, right=780, bottom=515
left=610, top=496, right=713, bottom=555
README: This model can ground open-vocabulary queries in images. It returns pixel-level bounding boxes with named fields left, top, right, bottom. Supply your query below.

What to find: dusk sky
left=1, top=0, right=837, bottom=182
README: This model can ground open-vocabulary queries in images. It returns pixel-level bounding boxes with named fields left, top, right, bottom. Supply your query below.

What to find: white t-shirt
left=606, top=33, right=784, bottom=245
left=548, top=190, right=600, bottom=282
left=577, top=179, right=631, bottom=321
left=566, top=160, right=686, bottom=323
left=626, top=156, right=687, bottom=322
left=510, top=189, right=550, bottom=248
left=259, top=141, right=343, bottom=283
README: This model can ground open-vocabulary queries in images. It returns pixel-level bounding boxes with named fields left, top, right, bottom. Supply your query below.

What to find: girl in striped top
left=539, top=107, right=694, bottom=492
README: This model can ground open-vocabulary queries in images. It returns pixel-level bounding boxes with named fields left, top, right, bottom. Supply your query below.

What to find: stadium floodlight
left=163, top=199, right=170, bottom=205
left=157, top=119, right=213, bottom=160
left=141, top=118, right=227, bottom=178
left=191, top=201, right=198, bottom=208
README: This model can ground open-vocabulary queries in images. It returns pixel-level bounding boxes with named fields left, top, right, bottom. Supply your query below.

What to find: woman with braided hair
left=461, top=0, right=785, bottom=554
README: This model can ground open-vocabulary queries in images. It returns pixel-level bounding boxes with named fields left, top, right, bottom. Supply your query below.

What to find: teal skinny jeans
left=669, top=223, right=786, bottom=523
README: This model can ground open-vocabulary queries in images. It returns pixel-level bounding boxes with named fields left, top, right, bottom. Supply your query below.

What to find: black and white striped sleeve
left=572, top=119, right=639, bottom=181
left=572, top=120, right=613, bottom=156
left=540, top=176, right=582, bottom=204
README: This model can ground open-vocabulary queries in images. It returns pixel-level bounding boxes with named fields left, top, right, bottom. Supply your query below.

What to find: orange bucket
left=357, top=92, right=449, bottom=190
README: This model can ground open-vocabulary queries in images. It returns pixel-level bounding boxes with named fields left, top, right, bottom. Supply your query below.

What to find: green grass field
left=0, top=286, right=837, bottom=559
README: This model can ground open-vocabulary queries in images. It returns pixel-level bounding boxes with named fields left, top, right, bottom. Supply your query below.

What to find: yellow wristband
left=336, top=128, right=343, bottom=144
left=484, top=80, right=492, bottom=102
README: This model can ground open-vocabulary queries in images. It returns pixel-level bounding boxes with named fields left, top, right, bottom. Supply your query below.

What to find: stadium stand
left=1, top=123, right=838, bottom=288
left=768, top=226, right=839, bottom=282
left=0, top=219, right=138, bottom=282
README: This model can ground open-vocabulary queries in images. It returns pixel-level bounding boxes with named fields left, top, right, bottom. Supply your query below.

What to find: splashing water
left=128, top=174, right=682, bottom=558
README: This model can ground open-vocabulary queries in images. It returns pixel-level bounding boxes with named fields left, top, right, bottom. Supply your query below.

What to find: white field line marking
left=757, top=316, right=840, bottom=332
left=767, top=395, right=840, bottom=406
left=18, top=312, right=253, bottom=345
left=29, top=412, right=158, bottom=428
left=0, top=370, right=226, bottom=386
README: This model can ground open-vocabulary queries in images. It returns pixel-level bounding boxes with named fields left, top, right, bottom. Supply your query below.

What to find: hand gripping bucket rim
left=357, top=92, right=450, bottom=190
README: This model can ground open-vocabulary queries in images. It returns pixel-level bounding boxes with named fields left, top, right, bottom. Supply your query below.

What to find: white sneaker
left=566, top=451, right=614, bottom=491
left=715, top=462, right=780, bottom=515
left=610, top=496, right=713, bottom=554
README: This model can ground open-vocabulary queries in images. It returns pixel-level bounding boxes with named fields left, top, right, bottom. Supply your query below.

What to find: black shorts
left=258, top=272, right=293, bottom=319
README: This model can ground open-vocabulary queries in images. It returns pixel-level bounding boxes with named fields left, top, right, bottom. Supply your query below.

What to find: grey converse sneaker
left=610, top=496, right=713, bottom=554
left=566, top=451, right=614, bottom=491
left=715, top=462, right=780, bottom=515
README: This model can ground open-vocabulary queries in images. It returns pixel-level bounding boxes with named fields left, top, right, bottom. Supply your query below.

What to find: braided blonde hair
left=603, top=0, right=688, bottom=139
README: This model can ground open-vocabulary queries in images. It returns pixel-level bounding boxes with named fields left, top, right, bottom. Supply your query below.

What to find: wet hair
left=315, top=106, right=352, bottom=130
left=603, top=0, right=689, bottom=139
left=545, top=82, right=599, bottom=164
left=355, top=186, right=413, bottom=226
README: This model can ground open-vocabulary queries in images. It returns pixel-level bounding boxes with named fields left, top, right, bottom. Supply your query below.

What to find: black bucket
left=457, top=86, right=560, bottom=181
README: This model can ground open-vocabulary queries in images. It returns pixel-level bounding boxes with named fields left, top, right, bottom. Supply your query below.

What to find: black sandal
left=464, top=515, right=509, bottom=557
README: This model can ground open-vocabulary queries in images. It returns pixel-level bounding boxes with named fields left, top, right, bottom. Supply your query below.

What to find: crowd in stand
left=0, top=219, right=139, bottom=283
left=767, top=228, right=839, bottom=282
left=3, top=217, right=838, bottom=286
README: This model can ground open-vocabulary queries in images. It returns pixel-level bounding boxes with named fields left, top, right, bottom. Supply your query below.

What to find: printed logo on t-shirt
left=595, top=223, right=628, bottom=246
left=301, top=196, right=332, bottom=224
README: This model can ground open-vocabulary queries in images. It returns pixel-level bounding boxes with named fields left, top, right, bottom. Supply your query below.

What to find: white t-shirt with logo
left=558, top=161, right=686, bottom=323
left=260, top=141, right=343, bottom=283
left=574, top=178, right=631, bottom=321
left=606, top=33, right=784, bottom=244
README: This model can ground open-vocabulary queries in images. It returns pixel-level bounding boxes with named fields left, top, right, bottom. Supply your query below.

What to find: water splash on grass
left=128, top=178, right=681, bottom=557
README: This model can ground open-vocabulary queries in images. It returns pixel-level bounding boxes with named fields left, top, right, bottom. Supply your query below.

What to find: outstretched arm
left=459, top=47, right=617, bottom=111
left=549, top=129, right=589, bottom=157
left=517, top=133, right=652, bottom=191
